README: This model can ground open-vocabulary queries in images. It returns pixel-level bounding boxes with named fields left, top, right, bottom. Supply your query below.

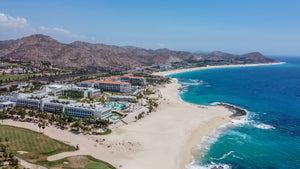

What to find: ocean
left=168, top=56, right=300, bottom=169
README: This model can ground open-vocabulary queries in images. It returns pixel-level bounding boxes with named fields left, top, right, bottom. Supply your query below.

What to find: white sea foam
left=181, top=79, right=207, bottom=86
left=254, top=124, right=275, bottom=130
left=187, top=121, right=235, bottom=169
left=231, top=115, right=249, bottom=126
left=219, top=151, right=234, bottom=160
left=186, top=162, right=232, bottom=169
left=232, top=154, right=243, bottom=160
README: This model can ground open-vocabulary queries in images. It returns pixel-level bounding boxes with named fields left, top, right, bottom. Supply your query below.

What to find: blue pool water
left=168, top=56, right=300, bottom=169
left=106, top=103, right=128, bottom=110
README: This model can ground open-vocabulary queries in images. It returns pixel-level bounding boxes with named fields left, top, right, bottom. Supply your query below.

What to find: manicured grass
left=0, top=125, right=75, bottom=163
left=112, top=111, right=125, bottom=118
left=58, top=96, right=81, bottom=101
left=37, top=155, right=116, bottom=169
left=93, top=128, right=112, bottom=135
left=0, top=74, right=35, bottom=81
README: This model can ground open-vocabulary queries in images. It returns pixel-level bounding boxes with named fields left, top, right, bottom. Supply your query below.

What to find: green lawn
left=37, top=155, right=116, bottom=169
left=58, top=96, right=81, bottom=101
left=0, top=125, right=75, bottom=163
left=93, top=128, right=112, bottom=135
left=112, top=111, right=125, bottom=119
left=0, top=74, right=35, bottom=81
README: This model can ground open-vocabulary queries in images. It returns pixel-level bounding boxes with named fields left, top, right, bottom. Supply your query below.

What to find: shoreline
left=1, top=79, right=235, bottom=169
left=153, top=62, right=284, bottom=76
left=153, top=62, right=282, bottom=169
left=0, top=62, right=282, bottom=169
left=169, top=79, right=238, bottom=169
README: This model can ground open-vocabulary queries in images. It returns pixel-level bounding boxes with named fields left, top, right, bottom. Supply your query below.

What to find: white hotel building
left=81, top=80, right=131, bottom=93
left=12, top=93, right=112, bottom=119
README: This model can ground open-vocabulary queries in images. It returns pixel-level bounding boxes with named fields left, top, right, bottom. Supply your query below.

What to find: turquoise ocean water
left=168, top=56, right=300, bottom=169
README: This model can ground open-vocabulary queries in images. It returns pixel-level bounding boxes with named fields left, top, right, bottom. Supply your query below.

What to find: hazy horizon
left=1, top=0, right=300, bottom=56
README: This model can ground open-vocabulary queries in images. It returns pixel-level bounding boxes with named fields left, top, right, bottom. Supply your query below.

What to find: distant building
left=12, top=68, right=26, bottom=74
left=157, top=63, right=172, bottom=70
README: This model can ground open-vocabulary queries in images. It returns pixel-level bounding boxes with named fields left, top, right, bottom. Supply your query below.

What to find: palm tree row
left=0, top=107, right=111, bottom=134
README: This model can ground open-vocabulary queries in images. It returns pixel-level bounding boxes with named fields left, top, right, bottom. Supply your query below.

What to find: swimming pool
left=105, top=103, right=128, bottom=110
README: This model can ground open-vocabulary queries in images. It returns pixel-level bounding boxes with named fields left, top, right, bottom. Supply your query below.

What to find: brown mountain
left=0, top=34, right=277, bottom=71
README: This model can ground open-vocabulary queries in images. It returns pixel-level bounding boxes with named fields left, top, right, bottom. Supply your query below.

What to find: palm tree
left=20, top=110, right=26, bottom=120
left=42, top=123, right=46, bottom=133
left=49, top=114, right=55, bottom=125
left=38, top=123, right=42, bottom=132
left=14, top=158, right=18, bottom=166
left=0, top=111, right=5, bottom=123
left=9, top=152, right=13, bottom=159
left=28, top=110, right=34, bottom=119
left=3, top=152, right=7, bottom=160
left=71, top=120, right=82, bottom=131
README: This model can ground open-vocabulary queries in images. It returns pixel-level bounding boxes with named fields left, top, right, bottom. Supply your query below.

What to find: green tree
left=38, top=123, right=42, bottom=132
left=0, top=111, right=5, bottom=123
left=3, top=152, right=7, bottom=160
left=42, top=124, right=46, bottom=133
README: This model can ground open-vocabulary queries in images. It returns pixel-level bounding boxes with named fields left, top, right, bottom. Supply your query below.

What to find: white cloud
left=53, top=27, right=70, bottom=34
left=0, top=13, right=28, bottom=28
left=39, top=26, right=87, bottom=39
left=39, top=26, right=50, bottom=30
left=0, top=12, right=88, bottom=42
left=156, top=43, right=165, bottom=48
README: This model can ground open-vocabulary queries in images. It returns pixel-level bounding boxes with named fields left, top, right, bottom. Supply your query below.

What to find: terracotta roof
left=123, top=73, right=133, bottom=77
left=128, top=76, right=145, bottom=79
left=82, top=80, right=97, bottom=83
left=96, top=81, right=130, bottom=85
left=82, top=74, right=144, bottom=85
left=104, top=76, right=120, bottom=81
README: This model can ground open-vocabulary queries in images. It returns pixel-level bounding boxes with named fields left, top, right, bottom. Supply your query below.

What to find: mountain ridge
left=0, top=34, right=278, bottom=71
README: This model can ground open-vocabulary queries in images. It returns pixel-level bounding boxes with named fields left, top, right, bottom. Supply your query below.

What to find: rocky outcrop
left=218, top=103, right=247, bottom=117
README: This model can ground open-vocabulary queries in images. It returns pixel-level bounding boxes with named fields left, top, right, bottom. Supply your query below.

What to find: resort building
left=64, top=103, right=112, bottom=119
left=81, top=80, right=131, bottom=93
left=8, top=93, right=111, bottom=119
left=120, top=73, right=147, bottom=86
left=43, top=101, right=65, bottom=113
left=41, top=84, right=101, bottom=99
left=80, top=74, right=146, bottom=93
left=41, top=84, right=67, bottom=96
left=108, top=95, right=137, bottom=102
left=15, top=93, right=43, bottom=110
left=42, top=99, right=111, bottom=119
left=0, top=101, right=15, bottom=110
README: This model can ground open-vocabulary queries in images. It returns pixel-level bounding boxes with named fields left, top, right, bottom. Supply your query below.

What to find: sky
left=0, top=0, right=300, bottom=56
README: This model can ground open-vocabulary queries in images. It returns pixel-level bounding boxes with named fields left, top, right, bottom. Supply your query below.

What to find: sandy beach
left=2, top=80, right=233, bottom=169
left=153, top=62, right=283, bottom=76
left=2, top=62, right=283, bottom=169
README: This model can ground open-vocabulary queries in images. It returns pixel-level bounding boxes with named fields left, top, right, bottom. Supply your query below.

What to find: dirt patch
left=17, top=151, right=28, bottom=154
left=51, top=156, right=89, bottom=169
